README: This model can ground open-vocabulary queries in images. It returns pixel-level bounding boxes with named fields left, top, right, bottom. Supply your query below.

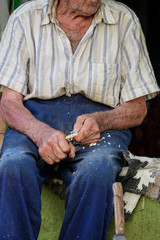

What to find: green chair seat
left=39, top=184, right=160, bottom=240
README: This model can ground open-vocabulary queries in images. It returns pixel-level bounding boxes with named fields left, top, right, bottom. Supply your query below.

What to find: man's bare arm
left=73, top=96, right=147, bottom=145
left=90, top=96, right=147, bottom=131
left=0, top=87, right=75, bottom=164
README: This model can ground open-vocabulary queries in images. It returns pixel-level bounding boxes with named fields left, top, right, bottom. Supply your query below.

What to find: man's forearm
left=0, top=96, right=51, bottom=147
left=89, top=96, right=147, bottom=132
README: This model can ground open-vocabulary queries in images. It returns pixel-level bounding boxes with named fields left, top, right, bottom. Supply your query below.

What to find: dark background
left=118, top=0, right=160, bottom=84
left=118, top=0, right=160, bottom=157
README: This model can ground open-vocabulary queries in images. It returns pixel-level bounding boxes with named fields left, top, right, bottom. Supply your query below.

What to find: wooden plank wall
left=0, top=114, right=5, bottom=147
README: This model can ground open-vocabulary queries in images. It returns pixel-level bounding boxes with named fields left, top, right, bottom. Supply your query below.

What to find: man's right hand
left=37, top=127, right=75, bottom=165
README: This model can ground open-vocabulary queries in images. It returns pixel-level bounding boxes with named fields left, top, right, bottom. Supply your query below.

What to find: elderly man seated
left=0, top=0, right=159, bottom=239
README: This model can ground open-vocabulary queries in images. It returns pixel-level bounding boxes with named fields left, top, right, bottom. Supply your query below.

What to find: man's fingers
left=73, top=116, right=85, bottom=133
left=58, top=138, right=71, bottom=154
left=45, top=155, right=57, bottom=165
left=79, top=137, right=100, bottom=146
left=52, top=143, right=68, bottom=160
left=77, top=130, right=100, bottom=145
left=74, top=116, right=101, bottom=145
left=68, top=142, right=76, bottom=158
left=39, top=148, right=60, bottom=165
left=37, top=128, right=77, bottom=164
left=74, top=124, right=88, bottom=142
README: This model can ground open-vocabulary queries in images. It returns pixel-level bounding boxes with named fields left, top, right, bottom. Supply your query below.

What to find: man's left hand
left=73, top=114, right=100, bottom=146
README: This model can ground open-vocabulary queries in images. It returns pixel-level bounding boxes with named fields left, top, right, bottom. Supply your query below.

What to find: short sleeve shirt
left=0, top=0, right=159, bottom=107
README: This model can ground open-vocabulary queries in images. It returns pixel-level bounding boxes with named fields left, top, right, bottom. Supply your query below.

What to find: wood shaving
left=65, top=131, right=78, bottom=141
left=89, top=143, right=97, bottom=147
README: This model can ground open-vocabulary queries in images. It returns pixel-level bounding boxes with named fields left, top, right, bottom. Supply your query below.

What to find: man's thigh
left=0, top=128, right=39, bottom=174
left=59, top=129, right=131, bottom=186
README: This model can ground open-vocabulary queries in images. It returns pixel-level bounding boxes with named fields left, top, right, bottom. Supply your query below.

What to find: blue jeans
left=0, top=95, right=131, bottom=240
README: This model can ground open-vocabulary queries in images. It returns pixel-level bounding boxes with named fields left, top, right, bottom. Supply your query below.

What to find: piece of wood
left=0, top=134, right=4, bottom=148
left=0, top=114, right=6, bottom=133
left=113, top=182, right=125, bottom=235
left=108, top=196, right=160, bottom=240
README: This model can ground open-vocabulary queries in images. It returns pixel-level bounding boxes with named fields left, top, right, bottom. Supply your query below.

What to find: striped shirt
left=0, top=0, right=159, bottom=107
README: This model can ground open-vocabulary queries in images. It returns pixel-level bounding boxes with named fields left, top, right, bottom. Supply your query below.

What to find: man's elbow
left=0, top=94, right=15, bottom=122
left=137, top=102, right=147, bottom=125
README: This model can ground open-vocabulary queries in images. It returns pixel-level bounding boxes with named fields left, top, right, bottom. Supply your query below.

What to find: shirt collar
left=41, top=0, right=58, bottom=25
left=41, top=0, right=116, bottom=26
left=94, top=0, right=116, bottom=25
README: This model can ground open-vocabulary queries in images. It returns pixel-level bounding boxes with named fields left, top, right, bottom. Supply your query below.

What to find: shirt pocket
left=86, top=62, right=120, bottom=107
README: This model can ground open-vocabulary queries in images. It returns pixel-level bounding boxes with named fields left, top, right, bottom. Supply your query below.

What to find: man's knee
left=75, top=151, right=122, bottom=185
left=0, top=149, right=37, bottom=176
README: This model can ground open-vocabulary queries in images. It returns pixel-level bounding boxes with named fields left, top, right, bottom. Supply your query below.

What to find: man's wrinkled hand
left=73, top=114, right=100, bottom=146
left=37, top=128, right=75, bottom=165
